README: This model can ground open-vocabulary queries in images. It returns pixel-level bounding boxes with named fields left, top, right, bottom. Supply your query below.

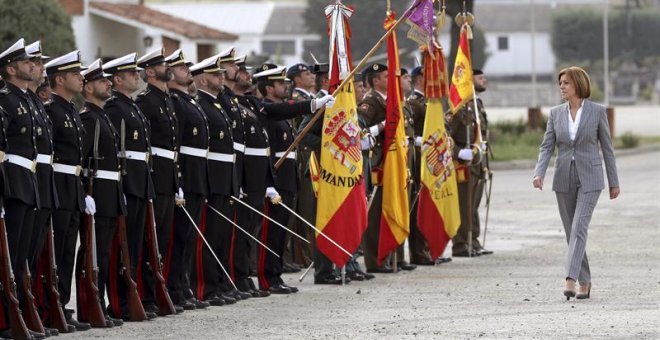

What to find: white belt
left=275, top=151, right=296, bottom=160
left=5, top=154, right=37, bottom=172
left=95, top=170, right=121, bottom=181
left=244, top=147, right=270, bottom=157
left=179, top=146, right=208, bottom=158
left=53, top=163, right=82, bottom=176
left=233, top=142, right=245, bottom=153
left=151, top=147, right=177, bottom=161
left=208, top=152, right=235, bottom=163
left=36, top=153, right=53, bottom=165
left=125, top=151, right=149, bottom=162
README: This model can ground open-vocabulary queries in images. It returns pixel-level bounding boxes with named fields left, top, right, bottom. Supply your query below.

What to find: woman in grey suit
left=533, top=66, right=620, bottom=300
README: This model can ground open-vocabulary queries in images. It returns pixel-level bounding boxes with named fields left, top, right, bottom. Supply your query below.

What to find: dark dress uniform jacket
left=197, top=90, right=237, bottom=197
left=217, top=86, right=245, bottom=190
left=46, top=94, right=85, bottom=212
left=263, top=98, right=297, bottom=194
left=0, top=82, right=39, bottom=206
left=105, top=90, right=154, bottom=200
left=30, top=91, right=58, bottom=210
left=358, top=89, right=387, bottom=169
left=170, top=89, right=209, bottom=196
left=239, top=95, right=310, bottom=193
left=407, top=90, right=426, bottom=138
left=80, top=102, right=126, bottom=217
left=136, top=84, right=179, bottom=196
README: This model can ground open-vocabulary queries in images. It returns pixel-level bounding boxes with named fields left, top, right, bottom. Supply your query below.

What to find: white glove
left=480, top=142, right=487, bottom=152
left=175, top=188, right=186, bottom=207
left=369, top=120, right=386, bottom=137
left=1, top=208, right=4, bottom=218
left=360, top=135, right=375, bottom=151
left=415, top=136, right=423, bottom=147
left=312, top=95, right=336, bottom=111
left=239, top=187, right=246, bottom=199
left=458, top=148, right=473, bottom=161
left=265, top=186, right=282, bottom=204
left=84, top=195, right=96, bottom=215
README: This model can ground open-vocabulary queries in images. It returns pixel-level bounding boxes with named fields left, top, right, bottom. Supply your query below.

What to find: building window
left=262, top=40, right=296, bottom=55
left=497, top=36, right=508, bottom=51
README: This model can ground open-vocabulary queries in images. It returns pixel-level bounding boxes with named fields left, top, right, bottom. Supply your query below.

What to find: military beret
left=400, top=68, right=409, bottom=76
left=411, top=66, right=423, bottom=77
left=286, top=63, right=309, bottom=79
left=362, top=63, right=387, bottom=77
left=472, top=69, right=483, bottom=75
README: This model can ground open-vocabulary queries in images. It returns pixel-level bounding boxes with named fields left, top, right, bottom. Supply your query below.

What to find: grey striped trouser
left=555, top=161, right=601, bottom=284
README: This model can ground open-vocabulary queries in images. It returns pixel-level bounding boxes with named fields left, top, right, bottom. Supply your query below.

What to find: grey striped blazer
left=534, top=100, right=619, bottom=193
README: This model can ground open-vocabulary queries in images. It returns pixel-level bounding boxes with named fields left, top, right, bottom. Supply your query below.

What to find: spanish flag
left=315, top=2, right=367, bottom=267
left=417, top=43, right=461, bottom=260
left=449, top=24, right=474, bottom=113
left=377, top=11, right=410, bottom=264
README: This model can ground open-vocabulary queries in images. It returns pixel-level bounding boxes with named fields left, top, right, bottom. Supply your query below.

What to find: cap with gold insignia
left=253, top=66, right=288, bottom=82
left=44, top=50, right=87, bottom=76
left=362, top=63, right=387, bottom=78
left=217, top=47, right=236, bottom=63
left=81, top=59, right=111, bottom=83
left=0, top=38, right=36, bottom=68
left=190, top=55, right=225, bottom=76
left=256, top=63, right=277, bottom=74
left=286, top=63, right=309, bottom=79
left=25, top=41, right=50, bottom=61
left=233, top=55, right=252, bottom=71
left=103, top=52, right=143, bottom=75
left=310, top=63, right=329, bottom=75
left=137, top=47, right=166, bottom=69
left=165, top=49, right=189, bottom=68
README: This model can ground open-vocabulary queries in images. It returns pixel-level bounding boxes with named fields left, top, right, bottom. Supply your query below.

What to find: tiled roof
left=90, top=1, right=238, bottom=41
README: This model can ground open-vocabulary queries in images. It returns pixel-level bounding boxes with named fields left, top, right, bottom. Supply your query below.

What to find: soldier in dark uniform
left=0, top=38, right=45, bottom=339
left=253, top=65, right=300, bottom=294
left=189, top=55, right=239, bottom=306
left=405, top=66, right=439, bottom=265
left=79, top=59, right=126, bottom=327
left=135, top=48, right=183, bottom=314
left=43, top=50, right=96, bottom=331
left=102, top=53, right=156, bottom=320
left=287, top=63, right=316, bottom=269
left=311, top=63, right=329, bottom=97
left=164, top=50, right=211, bottom=310
left=448, top=69, right=493, bottom=257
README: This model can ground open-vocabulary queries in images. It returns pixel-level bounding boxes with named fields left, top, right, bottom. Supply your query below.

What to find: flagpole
left=274, top=1, right=423, bottom=169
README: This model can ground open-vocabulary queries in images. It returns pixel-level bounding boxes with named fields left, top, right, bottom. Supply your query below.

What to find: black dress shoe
left=220, top=293, right=238, bottom=304
left=230, top=289, right=251, bottom=300
left=207, top=295, right=226, bottom=306
left=357, top=270, right=375, bottom=280
left=366, top=266, right=394, bottom=274
left=477, top=248, right=494, bottom=255
left=411, top=259, right=435, bottom=266
left=397, top=262, right=417, bottom=271
left=281, top=283, right=299, bottom=293
left=435, top=257, right=453, bottom=264
left=267, top=284, right=292, bottom=294
left=452, top=249, right=481, bottom=257
left=106, top=315, right=123, bottom=327
left=145, top=311, right=158, bottom=320
left=346, top=271, right=365, bottom=281
left=29, top=330, right=47, bottom=339
left=68, top=318, right=91, bottom=331
left=314, top=274, right=350, bottom=285
left=143, top=303, right=159, bottom=314
left=174, top=305, right=184, bottom=314
left=177, top=300, right=196, bottom=310
left=254, top=289, right=271, bottom=297
left=188, top=297, right=210, bottom=309
left=45, top=327, right=59, bottom=336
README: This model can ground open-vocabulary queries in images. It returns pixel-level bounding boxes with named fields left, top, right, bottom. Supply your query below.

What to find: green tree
left=0, top=0, right=76, bottom=56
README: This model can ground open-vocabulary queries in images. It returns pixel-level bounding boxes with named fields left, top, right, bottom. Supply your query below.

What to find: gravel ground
left=62, top=150, right=660, bottom=339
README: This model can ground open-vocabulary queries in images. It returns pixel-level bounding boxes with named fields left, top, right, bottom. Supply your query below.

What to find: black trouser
left=4, top=199, right=37, bottom=298
left=230, top=192, right=263, bottom=292
left=167, top=194, right=204, bottom=304
left=77, top=215, right=116, bottom=313
left=191, top=195, right=232, bottom=300
left=140, top=194, right=175, bottom=306
left=52, top=208, right=81, bottom=305
left=30, top=208, right=52, bottom=272
left=257, top=191, right=293, bottom=290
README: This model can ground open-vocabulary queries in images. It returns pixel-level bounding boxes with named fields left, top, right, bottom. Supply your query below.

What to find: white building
left=58, top=0, right=237, bottom=64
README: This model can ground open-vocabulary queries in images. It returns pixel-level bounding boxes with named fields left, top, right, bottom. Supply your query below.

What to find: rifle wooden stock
left=144, top=202, right=175, bottom=316
left=116, top=215, right=147, bottom=321
left=0, top=218, right=31, bottom=340
left=76, top=213, right=108, bottom=327
left=20, top=262, right=45, bottom=334
left=36, top=226, right=68, bottom=332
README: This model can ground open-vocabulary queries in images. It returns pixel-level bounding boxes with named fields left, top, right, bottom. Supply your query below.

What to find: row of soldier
left=0, top=37, right=492, bottom=339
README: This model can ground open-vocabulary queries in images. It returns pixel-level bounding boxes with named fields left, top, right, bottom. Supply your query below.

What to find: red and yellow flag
left=417, top=43, right=461, bottom=259
left=449, top=24, right=474, bottom=113
left=315, top=2, right=367, bottom=267
left=377, top=11, right=410, bottom=264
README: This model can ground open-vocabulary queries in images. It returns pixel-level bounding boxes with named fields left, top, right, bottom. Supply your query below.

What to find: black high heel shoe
left=576, top=283, right=591, bottom=300
left=563, top=279, right=576, bottom=300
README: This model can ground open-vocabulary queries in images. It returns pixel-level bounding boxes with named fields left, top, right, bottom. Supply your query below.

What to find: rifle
left=77, top=119, right=109, bottom=327
left=36, top=226, right=68, bottom=332
left=0, top=217, right=31, bottom=339
left=19, top=262, right=45, bottom=334
left=144, top=202, right=175, bottom=316
left=114, top=119, right=147, bottom=321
